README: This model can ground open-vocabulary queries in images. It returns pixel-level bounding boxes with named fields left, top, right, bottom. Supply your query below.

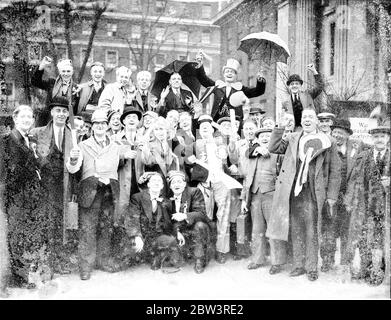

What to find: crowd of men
left=0, top=50, right=389, bottom=297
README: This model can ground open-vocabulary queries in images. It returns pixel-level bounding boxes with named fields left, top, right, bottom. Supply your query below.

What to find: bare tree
left=119, top=0, right=186, bottom=72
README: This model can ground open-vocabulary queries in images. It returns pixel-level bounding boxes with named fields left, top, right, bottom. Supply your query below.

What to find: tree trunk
left=64, top=1, right=74, bottom=62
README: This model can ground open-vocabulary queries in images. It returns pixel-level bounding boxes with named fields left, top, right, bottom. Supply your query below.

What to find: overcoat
left=132, top=90, right=158, bottom=113
left=74, top=79, right=106, bottom=114
left=158, top=88, right=194, bottom=117
left=266, top=127, right=341, bottom=241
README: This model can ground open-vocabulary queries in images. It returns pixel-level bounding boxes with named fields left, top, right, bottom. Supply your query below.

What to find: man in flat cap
left=282, top=64, right=324, bottom=130
left=66, top=109, right=138, bottom=280
left=30, top=96, right=77, bottom=275
left=74, top=62, right=106, bottom=115
left=242, top=127, right=287, bottom=273
left=31, top=57, right=78, bottom=126
left=344, top=123, right=390, bottom=285
left=318, top=112, right=336, bottom=136
left=249, top=106, right=266, bottom=129
left=167, top=170, right=212, bottom=273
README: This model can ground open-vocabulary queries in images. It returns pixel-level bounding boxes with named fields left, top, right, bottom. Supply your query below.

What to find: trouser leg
left=191, top=222, right=209, bottom=259
left=250, top=191, right=266, bottom=265
left=78, top=206, right=99, bottom=272
left=198, top=183, right=214, bottom=221
left=291, top=195, right=306, bottom=270
left=303, top=196, right=318, bottom=272
left=213, top=181, right=231, bottom=254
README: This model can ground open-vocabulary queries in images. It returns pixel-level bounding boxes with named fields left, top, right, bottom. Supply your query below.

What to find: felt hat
left=255, top=128, right=272, bottom=137
left=318, top=112, right=336, bottom=120
left=198, top=114, right=213, bottom=124
left=249, top=106, right=266, bottom=114
left=48, top=97, right=69, bottom=110
left=331, top=118, right=353, bottom=135
left=167, top=170, right=186, bottom=182
left=120, top=106, right=142, bottom=124
left=286, top=74, right=303, bottom=86
left=91, top=109, right=108, bottom=123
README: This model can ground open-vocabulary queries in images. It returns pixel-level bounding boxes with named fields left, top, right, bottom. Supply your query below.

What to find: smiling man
left=30, top=96, right=78, bottom=276
left=267, top=108, right=341, bottom=281
left=74, top=62, right=106, bottom=115
left=31, top=57, right=78, bottom=126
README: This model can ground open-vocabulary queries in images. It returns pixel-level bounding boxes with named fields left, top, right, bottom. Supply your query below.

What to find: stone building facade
left=214, top=0, right=390, bottom=119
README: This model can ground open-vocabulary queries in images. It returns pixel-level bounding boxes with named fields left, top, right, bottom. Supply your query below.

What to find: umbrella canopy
left=238, top=32, right=291, bottom=64
left=151, top=60, right=201, bottom=99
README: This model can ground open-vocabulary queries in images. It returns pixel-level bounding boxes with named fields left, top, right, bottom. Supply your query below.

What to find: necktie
left=151, top=197, right=158, bottom=212
left=376, top=151, right=382, bottom=165
left=295, top=93, right=300, bottom=103
left=57, top=128, right=63, bottom=152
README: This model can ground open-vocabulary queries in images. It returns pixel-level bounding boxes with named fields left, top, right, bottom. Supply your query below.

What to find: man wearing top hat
left=74, top=62, right=106, bottom=115
left=185, top=114, right=233, bottom=264
left=30, top=96, right=77, bottom=275
left=167, top=170, right=212, bottom=273
left=344, top=123, right=390, bottom=285
left=249, top=105, right=266, bottom=129
left=320, top=119, right=368, bottom=273
left=31, top=57, right=78, bottom=126
left=66, top=109, right=138, bottom=280
left=242, top=127, right=286, bottom=273
left=317, top=112, right=336, bottom=136
left=195, top=53, right=266, bottom=123
left=158, top=73, right=195, bottom=118
left=282, top=64, right=324, bottom=129
left=267, top=108, right=341, bottom=281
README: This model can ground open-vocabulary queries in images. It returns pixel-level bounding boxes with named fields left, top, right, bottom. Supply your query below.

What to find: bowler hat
left=249, top=106, right=266, bottom=114
left=80, top=111, right=93, bottom=124
left=216, top=116, right=241, bottom=125
left=369, top=126, right=390, bottom=135
left=48, top=97, right=69, bottom=110
left=286, top=74, right=303, bottom=86
left=331, top=118, right=353, bottom=135
left=120, top=106, right=142, bottom=124
left=255, top=128, right=272, bottom=137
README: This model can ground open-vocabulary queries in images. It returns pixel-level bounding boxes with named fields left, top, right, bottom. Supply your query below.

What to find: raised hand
left=307, top=63, right=318, bottom=75
left=39, top=56, right=53, bottom=70
left=195, top=49, right=204, bottom=68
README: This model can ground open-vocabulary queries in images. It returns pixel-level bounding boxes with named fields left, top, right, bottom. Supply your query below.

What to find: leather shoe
left=320, top=262, right=333, bottom=273
left=307, top=271, right=318, bottom=281
left=289, top=267, right=306, bottom=277
left=97, top=260, right=121, bottom=273
left=194, top=259, right=205, bottom=274
left=247, top=262, right=263, bottom=270
left=215, top=252, right=227, bottom=264
left=151, top=257, right=161, bottom=270
left=80, top=271, right=91, bottom=281
left=269, top=265, right=282, bottom=275
left=232, top=254, right=242, bottom=261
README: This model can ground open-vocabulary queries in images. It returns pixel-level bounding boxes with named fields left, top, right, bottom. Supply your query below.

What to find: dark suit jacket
left=158, top=88, right=194, bottom=117
left=30, top=66, right=77, bottom=126
left=132, top=90, right=157, bottom=113
left=167, top=187, right=211, bottom=233
left=196, top=65, right=266, bottom=121
left=125, top=190, right=174, bottom=239
left=74, top=80, right=106, bottom=115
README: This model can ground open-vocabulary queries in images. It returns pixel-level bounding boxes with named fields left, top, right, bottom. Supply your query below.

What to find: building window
left=132, top=25, right=141, bottom=39
left=80, top=48, right=94, bottom=67
left=201, top=4, right=212, bottom=19
left=28, top=44, right=41, bottom=62
left=107, top=23, right=117, bottom=37
left=178, top=29, right=188, bottom=43
left=5, top=81, right=15, bottom=99
left=131, top=0, right=141, bottom=12
left=330, top=22, right=335, bottom=76
left=57, top=47, right=68, bottom=60
left=82, top=21, right=91, bottom=35
left=201, top=31, right=210, bottom=44
left=106, top=50, right=118, bottom=68
left=155, top=0, right=166, bottom=14
left=178, top=54, right=187, bottom=61
left=155, top=27, right=165, bottom=41
left=154, top=53, right=166, bottom=66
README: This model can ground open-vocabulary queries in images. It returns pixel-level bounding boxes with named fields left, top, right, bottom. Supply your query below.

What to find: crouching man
left=167, top=170, right=213, bottom=273
left=66, top=109, right=136, bottom=280
left=125, top=172, right=181, bottom=271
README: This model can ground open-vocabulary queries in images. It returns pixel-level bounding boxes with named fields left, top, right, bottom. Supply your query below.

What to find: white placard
left=349, top=117, right=377, bottom=145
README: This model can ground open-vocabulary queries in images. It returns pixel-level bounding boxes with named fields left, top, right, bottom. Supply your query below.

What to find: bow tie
left=215, top=80, right=243, bottom=91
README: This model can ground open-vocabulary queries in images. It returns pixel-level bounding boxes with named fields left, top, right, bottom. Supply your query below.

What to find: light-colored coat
left=98, top=82, right=135, bottom=114
left=266, top=127, right=341, bottom=241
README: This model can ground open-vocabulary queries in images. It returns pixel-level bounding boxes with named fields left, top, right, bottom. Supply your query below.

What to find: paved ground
left=4, top=256, right=389, bottom=300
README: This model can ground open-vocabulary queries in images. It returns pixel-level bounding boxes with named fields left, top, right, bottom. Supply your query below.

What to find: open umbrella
left=238, top=31, right=291, bottom=64
left=151, top=60, right=201, bottom=99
